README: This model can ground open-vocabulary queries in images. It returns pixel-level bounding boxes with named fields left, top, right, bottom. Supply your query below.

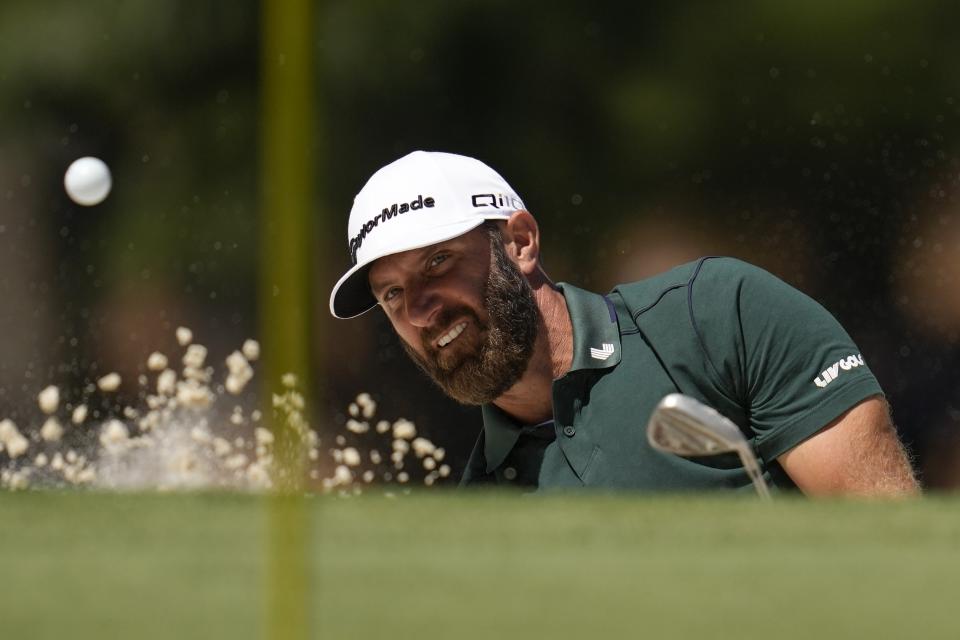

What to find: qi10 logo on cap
left=471, top=193, right=524, bottom=210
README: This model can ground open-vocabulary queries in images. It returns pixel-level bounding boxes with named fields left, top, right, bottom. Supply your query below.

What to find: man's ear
left=503, top=210, right=541, bottom=276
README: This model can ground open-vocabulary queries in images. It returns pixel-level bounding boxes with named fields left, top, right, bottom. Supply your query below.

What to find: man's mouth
left=436, top=321, right=468, bottom=348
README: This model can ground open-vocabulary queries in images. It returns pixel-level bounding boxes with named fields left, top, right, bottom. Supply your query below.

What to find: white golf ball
left=64, top=156, right=112, bottom=206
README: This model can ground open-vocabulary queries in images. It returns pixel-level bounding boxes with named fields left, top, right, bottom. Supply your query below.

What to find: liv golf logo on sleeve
left=813, top=354, right=866, bottom=388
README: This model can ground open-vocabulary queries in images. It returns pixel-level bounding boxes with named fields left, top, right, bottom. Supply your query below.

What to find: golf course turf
left=1, top=491, right=956, bottom=639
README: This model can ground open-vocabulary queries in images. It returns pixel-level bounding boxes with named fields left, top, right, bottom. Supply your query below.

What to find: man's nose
left=405, top=281, right=442, bottom=328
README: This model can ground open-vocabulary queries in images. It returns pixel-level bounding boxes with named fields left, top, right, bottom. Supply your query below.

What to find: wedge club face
left=647, top=393, right=771, bottom=499
left=647, top=393, right=746, bottom=455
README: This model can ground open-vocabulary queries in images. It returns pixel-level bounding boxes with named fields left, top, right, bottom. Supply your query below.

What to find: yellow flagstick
left=260, top=0, right=317, bottom=638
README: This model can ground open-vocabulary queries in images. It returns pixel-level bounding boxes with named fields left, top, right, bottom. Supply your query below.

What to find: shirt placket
left=552, top=374, right=599, bottom=484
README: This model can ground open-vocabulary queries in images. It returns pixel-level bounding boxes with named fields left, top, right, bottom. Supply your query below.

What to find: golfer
left=330, top=151, right=919, bottom=496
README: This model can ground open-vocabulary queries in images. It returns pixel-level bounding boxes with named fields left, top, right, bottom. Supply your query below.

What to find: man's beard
left=400, top=227, right=539, bottom=405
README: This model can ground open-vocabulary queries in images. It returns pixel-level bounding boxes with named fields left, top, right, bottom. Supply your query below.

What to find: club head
left=647, top=393, right=772, bottom=499
left=647, top=393, right=748, bottom=457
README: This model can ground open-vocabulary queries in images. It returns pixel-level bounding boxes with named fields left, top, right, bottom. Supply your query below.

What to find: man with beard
left=329, top=151, right=919, bottom=496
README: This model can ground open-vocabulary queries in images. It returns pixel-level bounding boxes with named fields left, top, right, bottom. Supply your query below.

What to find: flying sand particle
left=342, top=447, right=361, bottom=467
left=99, top=420, right=129, bottom=451
left=242, top=339, right=260, bottom=361
left=157, top=369, right=177, bottom=396
left=183, top=344, right=208, bottom=371
left=392, top=419, right=416, bottom=440
left=411, top=437, right=436, bottom=458
left=0, top=420, right=28, bottom=459
left=176, top=327, right=193, bottom=346
left=147, top=352, right=168, bottom=371
left=97, top=373, right=122, bottom=392
left=38, top=385, right=60, bottom=415
left=40, top=417, right=64, bottom=442
left=71, top=404, right=88, bottom=425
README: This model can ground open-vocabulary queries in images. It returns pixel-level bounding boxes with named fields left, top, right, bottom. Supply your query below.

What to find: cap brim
left=329, top=260, right=378, bottom=319
left=329, top=215, right=509, bottom=319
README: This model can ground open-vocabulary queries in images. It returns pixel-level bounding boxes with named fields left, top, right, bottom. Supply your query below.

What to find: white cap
left=329, top=151, right=525, bottom=319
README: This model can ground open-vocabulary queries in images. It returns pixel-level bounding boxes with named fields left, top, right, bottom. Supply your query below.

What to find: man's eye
left=383, top=287, right=401, bottom=302
left=428, top=253, right=449, bottom=269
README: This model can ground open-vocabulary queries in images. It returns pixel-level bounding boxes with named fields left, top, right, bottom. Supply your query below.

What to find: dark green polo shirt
left=460, top=257, right=883, bottom=492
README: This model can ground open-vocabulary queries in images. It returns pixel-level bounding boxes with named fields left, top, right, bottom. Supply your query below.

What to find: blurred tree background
left=1, top=0, right=958, bottom=486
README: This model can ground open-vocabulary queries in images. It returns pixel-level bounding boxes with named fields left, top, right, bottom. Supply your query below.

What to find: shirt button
left=562, top=425, right=576, bottom=437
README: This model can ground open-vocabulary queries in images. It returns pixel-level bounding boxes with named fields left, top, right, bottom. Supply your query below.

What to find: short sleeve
left=689, top=258, right=883, bottom=462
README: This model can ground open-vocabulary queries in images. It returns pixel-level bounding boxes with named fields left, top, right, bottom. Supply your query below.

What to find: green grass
left=1, top=491, right=957, bottom=639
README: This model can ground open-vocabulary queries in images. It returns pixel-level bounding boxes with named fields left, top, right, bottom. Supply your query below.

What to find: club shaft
left=736, top=445, right=771, bottom=500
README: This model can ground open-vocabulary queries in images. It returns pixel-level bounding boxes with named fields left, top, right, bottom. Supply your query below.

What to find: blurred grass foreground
left=1, top=491, right=958, bottom=640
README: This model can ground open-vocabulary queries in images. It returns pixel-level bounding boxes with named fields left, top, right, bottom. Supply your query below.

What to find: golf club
left=647, top=393, right=771, bottom=499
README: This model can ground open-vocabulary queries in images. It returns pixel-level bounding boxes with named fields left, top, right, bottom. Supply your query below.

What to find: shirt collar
left=556, top=282, right=623, bottom=372
left=481, top=403, right=524, bottom=473
left=480, top=283, right=622, bottom=472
